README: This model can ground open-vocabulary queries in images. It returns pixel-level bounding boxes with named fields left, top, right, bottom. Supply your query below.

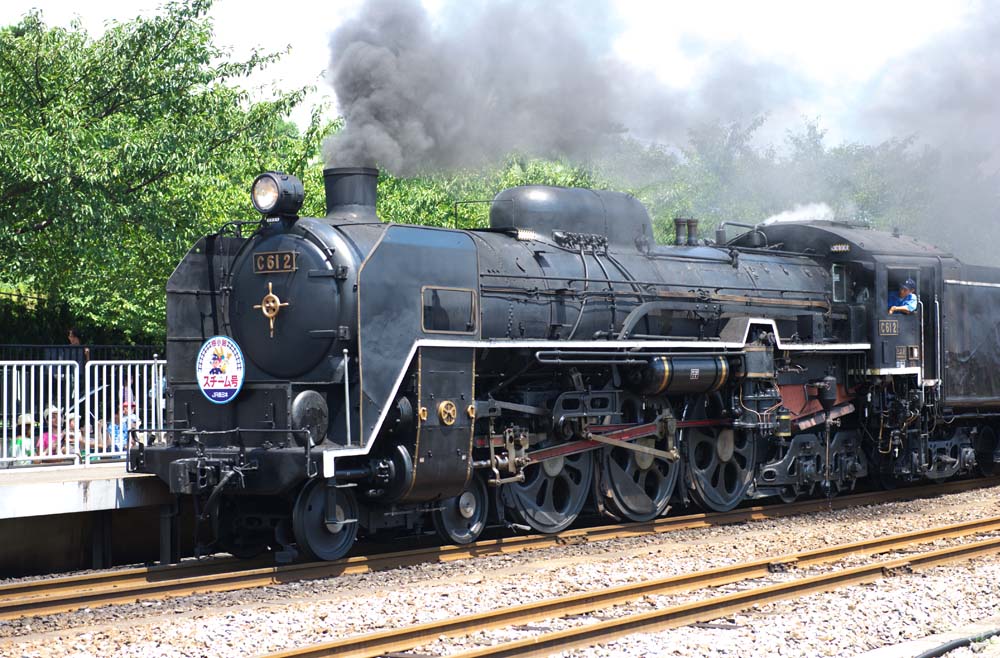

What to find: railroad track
left=0, top=477, right=994, bottom=621
left=266, top=514, right=1000, bottom=658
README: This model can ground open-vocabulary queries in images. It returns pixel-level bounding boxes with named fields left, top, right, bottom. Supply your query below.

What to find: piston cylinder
left=628, top=356, right=729, bottom=396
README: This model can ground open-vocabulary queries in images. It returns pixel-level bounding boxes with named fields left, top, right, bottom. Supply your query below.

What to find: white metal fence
left=1, top=359, right=165, bottom=469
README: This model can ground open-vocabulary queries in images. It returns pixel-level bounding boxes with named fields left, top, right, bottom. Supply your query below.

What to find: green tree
left=0, top=0, right=321, bottom=341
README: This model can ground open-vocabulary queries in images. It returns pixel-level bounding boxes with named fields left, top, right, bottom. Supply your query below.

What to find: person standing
left=67, top=327, right=91, bottom=395
left=67, top=327, right=90, bottom=364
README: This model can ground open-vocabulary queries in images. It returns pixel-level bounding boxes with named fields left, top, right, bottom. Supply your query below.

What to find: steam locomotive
left=130, top=167, right=1000, bottom=561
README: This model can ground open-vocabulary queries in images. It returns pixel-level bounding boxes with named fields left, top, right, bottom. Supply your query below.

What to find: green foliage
left=4, top=0, right=996, bottom=346
left=0, top=0, right=323, bottom=342
left=375, top=156, right=603, bottom=230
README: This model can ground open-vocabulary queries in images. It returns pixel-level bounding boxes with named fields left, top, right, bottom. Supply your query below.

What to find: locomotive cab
left=753, top=220, right=946, bottom=382
left=872, top=261, right=939, bottom=380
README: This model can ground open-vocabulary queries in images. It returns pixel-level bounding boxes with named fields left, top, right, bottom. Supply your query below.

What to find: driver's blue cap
left=903, top=278, right=917, bottom=290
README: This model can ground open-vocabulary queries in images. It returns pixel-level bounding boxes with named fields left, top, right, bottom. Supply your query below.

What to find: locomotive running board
left=336, top=317, right=870, bottom=463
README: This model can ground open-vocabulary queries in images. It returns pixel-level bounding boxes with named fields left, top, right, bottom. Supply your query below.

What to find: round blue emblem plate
left=196, top=336, right=246, bottom=404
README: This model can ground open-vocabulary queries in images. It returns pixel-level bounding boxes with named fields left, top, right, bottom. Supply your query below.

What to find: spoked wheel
left=292, top=479, right=359, bottom=561
left=683, top=394, right=757, bottom=512
left=596, top=396, right=679, bottom=522
left=433, top=474, right=489, bottom=544
left=502, top=451, right=593, bottom=533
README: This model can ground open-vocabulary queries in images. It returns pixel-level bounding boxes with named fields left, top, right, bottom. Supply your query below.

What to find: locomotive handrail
left=479, top=271, right=829, bottom=300
left=482, top=270, right=821, bottom=293
left=342, top=349, right=351, bottom=448
left=482, top=285, right=830, bottom=314
left=535, top=349, right=738, bottom=366
left=137, top=427, right=313, bottom=440
left=935, top=299, right=942, bottom=381
left=535, top=349, right=738, bottom=358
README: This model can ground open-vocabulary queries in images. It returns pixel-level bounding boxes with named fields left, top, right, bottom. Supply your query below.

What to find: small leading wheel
left=433, top=474, right=489, bottom=544
left=682, top=394, right=757, bottom=512
left=502, top=450, right=593, bottom=534
left=292, top=479, right=359, bottom=561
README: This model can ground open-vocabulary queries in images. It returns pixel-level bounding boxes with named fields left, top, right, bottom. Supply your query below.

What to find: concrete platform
left=0, top=463, right=171, bottom=519
left=0, top=465, right=179, bottom=576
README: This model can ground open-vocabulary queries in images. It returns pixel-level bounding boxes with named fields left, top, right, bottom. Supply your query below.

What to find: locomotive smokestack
left=673, top=218, right=688, bottom=246
left=323, top=167, right=378, bottom=219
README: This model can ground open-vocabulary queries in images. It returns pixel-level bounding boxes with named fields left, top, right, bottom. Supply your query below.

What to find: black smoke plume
left=323, top=0, right=804, bottom=175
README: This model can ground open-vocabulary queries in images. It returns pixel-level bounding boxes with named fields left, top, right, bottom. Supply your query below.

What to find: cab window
left=831, top=264, right=847, bottom=302
left=422, top=287, right=476, bottom=334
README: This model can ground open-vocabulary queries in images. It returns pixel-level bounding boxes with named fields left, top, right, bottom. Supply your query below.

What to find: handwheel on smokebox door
left=292, top=479, right=359, bottom=561
left=682, top=393, right=757, bottom=512
left=502, top=450, right=593, bottom=534
left=596, top=395, right=679, bottom=522
left=433, top=473, right=489, bottom=545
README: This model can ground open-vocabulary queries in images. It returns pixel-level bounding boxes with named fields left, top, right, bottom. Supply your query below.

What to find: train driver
left=888, top=278, right=918, bottom=315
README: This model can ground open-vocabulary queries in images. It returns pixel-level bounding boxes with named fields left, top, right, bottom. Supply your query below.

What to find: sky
left=0, top=0, right=978, bottom=144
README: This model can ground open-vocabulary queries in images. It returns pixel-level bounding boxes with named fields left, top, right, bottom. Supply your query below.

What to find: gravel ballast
left=2, top=484, right=999, bottom=658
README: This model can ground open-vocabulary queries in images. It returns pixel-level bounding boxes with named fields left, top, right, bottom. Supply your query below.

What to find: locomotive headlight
left=251, top=172, right=305, bottom=218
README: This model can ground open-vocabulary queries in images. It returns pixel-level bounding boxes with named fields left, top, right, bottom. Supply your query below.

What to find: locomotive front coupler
left=169, top=455, right=258, bottom=498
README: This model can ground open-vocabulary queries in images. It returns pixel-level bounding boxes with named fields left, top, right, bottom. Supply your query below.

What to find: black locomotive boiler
left=131, top=167, right=1000, bottom=560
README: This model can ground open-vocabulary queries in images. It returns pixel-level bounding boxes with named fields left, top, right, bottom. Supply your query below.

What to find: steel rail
left=451, top=536, right=1000, bottom=658
left=0, top=477, right=994, bottom=621
left=266, top=515, right=1000, bottom=658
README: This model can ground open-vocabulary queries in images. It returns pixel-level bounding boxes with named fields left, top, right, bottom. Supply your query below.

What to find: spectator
left=67, top=327, right=91, bottom=365
left=4, top=413, right=35, bottom=467
left=64, top=412, right=83, bottom=455
left=77, top=414, right=104, bottom=462
left=66, top=327, right=90, bottom=394
left=37, top=407, right=62, bottom=457
left=108, top=402, right=142, bottom=452
left=12, top=413, right=35, bottom=466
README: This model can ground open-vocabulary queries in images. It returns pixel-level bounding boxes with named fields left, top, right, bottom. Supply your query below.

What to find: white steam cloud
left=762, top=203, right=836, bottom=225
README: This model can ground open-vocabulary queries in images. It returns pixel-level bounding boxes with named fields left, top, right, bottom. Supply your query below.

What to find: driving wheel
left=502, top=450, right=593, bottom=533
left=682, top=394, right=756, bottom=512
left=596, top=396, right=679, bottom=522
